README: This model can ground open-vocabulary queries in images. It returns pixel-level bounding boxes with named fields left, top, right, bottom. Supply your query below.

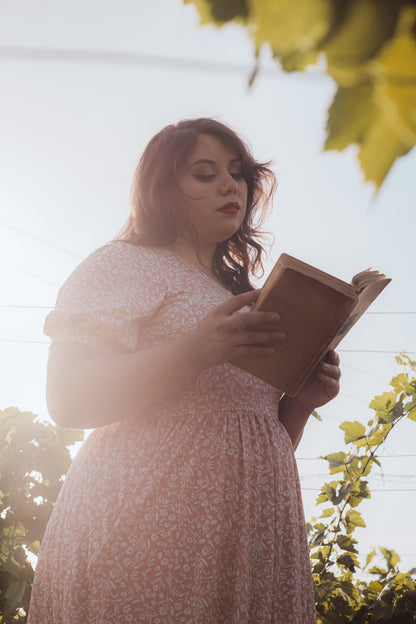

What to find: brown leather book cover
left=232, top=254, right=391, bottom=396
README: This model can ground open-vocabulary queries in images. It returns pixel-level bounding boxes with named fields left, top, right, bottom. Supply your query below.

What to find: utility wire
left=0, top=339, right=48, bottom=344
left=0, top=221, right=82, bottom=259
left=0, top=305, right=54, bottom=310
left=1, top=45, right=416, bottom=85
left=367, top=311, right=416, bottom=315
left=1, top=225, right=416, bottom=317
left=297, top=455, right=416, bottom=460
left=302, top=488, right=416, bottom=492
left=12, top=268, right=60, bottom=288
left=2, top=230, right=416, bottom=353
left=1, top=338, right=415, bottom=354
left=300, top=473, right=416, bottom=480
left=2, top=304, right=416, bottom=314
left=2, top=224, right=416, bottom=315
left=338, top=350, right=416, bottom=354
left=0, top=45, right=329, bottom=80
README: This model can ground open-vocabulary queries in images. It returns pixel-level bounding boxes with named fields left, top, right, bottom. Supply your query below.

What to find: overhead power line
left=367, top=311, right=416, bottom=315
left=300, top=473, right=416, bottom=480
left=2, top=304, right=416, bottom=314
left=0, top=339, right=49, bottom=344
left=0, top=305, right=53, bottom=310
left=0, top=45, right=325, bottom=80
left=302, top=487, right=416, bottom=492
left=1, top=338, right=415, bottom=355
left=339, top=349, right=416, bottom=354
left=2, top=224, right=416, bottom=315
left=12, top=268, right=60, bottom=288
left=297, top=455, right=416, bottom=460
left=0, top=221, right=82, bottom=259
left=1, top=45, right=415, bottom=84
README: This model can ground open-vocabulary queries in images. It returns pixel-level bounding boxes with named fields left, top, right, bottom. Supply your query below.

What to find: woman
left=28, top=118, right=340, bottom=623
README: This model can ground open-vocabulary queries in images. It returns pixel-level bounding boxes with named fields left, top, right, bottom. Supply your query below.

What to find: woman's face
left=175, top=134, right=248, bottom=250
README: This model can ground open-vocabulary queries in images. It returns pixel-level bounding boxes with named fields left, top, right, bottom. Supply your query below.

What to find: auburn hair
left=115, top=118, right=276, bottom=294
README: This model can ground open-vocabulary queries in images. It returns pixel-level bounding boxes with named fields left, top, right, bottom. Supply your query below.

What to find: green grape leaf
left=380, top=547, right=401, bottom=569
left=390, top=373, right=413, bottom=394
left=339, top=420, right=366, bottom=444
left=345, top=509, right=366, bottom=533
left=250, top=0, right=333, bottom=57
left=323, top=0, right=400, bottom=70
left=337, top=553, right=357, bottom=572
left=358, top=112, right=411, bottom=189
left=336, top=534, right=359, bottom=553
left=364, top=548, right=377, bottom=569
left=325, top=82, right=376, bottom=151
left=322, top=451, right=346, bottom=468
left=320, top=507, right=335, bottom=518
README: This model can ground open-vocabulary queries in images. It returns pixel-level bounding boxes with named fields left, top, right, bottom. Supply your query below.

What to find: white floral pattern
left=28, top=242, right=316, bottom=623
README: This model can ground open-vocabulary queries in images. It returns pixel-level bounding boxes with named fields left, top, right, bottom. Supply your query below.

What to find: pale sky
left=1, top=0, right=416, bottom=574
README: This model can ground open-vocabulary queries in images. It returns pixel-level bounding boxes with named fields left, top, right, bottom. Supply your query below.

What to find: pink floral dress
left=28, top=242, right=316, bottom=624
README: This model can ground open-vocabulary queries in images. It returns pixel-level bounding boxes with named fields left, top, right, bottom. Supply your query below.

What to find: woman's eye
left=231, top=172, right=243, bottom=180
left=194, top=174, right=215, bottom=182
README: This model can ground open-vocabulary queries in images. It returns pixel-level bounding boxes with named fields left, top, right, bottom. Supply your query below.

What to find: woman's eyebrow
left=189, top=159, right=215, bottom=167
left=188, top=158, right=241, bottom=167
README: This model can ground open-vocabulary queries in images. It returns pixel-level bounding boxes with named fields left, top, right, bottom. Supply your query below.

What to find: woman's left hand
left=292, top=350, right=341, bottom=413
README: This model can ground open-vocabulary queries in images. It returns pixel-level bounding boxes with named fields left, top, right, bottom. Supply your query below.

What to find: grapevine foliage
left=308, top=353, right=416, bottom=623
left=0, top=408, right=84, bottom=622
left=186, top=0, right=416, bottom=189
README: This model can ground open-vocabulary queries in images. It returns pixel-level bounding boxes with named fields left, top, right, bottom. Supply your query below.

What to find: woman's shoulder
left=71, top=241, right=168, bottom=278
left=57, top=243, right=172, bottom=304
left=84, top=240, right=163, bottom=263
left=46, top=243, right=171, bottom=349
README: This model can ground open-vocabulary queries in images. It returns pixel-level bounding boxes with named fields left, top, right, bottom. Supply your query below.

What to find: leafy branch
left=186, top=0, right=416, bottom=189
left=308, top=353, right=416, bottom=623
left=0, top=408, right=84, bottom=622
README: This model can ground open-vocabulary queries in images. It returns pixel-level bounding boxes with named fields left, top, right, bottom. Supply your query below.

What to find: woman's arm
left=47, top=290, right=285, bottom=429
left=47, top=335, right=207, bottom=429
left=278, top=350, right=341, bottom=450
left=278, top=397, right=313, bottom=451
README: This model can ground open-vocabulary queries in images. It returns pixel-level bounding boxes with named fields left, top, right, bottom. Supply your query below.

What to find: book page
left=328, top=274, right=391, bottom=351
left=351, top=269, right=388, bottom=293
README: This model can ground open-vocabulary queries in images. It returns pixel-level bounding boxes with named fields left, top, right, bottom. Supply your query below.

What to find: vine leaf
left=339, top=421, right=366, bottom=444
left=186, top=0, right=416, bottom=188
left=336, top=534, right=358, bottom=554
left=345, top=509, right=366, bottom=533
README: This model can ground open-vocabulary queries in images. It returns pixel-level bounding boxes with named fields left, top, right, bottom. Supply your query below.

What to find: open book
left=232, top=253, right=391, bottom=396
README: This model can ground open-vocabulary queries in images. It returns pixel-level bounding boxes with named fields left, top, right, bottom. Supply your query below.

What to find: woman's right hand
left=188, top=289, right=286, bottom=369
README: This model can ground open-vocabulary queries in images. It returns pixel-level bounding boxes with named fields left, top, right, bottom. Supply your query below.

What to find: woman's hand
left=291, top=350, right=341, bottom=413
left=189, top=290, right=286, bottom=369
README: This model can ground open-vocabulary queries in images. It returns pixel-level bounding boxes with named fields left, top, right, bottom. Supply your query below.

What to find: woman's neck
left=168, top=238, right=215, bottom=277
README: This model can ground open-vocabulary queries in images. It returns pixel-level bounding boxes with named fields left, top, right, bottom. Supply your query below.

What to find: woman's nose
left=220, top=172, right=238, bottom=193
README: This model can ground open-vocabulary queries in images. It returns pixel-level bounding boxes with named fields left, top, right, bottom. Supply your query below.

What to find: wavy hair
left=115, top=118, right=276, bottom=294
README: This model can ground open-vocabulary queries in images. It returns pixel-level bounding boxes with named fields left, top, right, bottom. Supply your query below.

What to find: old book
left=232, top=253, right=391, bottom=396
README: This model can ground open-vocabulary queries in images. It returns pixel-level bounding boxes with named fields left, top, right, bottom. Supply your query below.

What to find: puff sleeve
left=44, top=243, right=168, bottom=354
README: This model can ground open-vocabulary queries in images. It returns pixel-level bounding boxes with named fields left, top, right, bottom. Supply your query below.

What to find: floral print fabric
left=28, top=242, right=316, bottom=623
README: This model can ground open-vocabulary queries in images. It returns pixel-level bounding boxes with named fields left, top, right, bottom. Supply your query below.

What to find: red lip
left=219, top=202, right=239, bottom=214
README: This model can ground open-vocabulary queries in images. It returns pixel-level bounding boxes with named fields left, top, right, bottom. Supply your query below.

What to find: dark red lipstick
left=219, top=202, right=239, bottom=214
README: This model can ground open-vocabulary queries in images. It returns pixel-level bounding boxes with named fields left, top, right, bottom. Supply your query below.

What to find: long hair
left=115, top=118, right=276, bottom=294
